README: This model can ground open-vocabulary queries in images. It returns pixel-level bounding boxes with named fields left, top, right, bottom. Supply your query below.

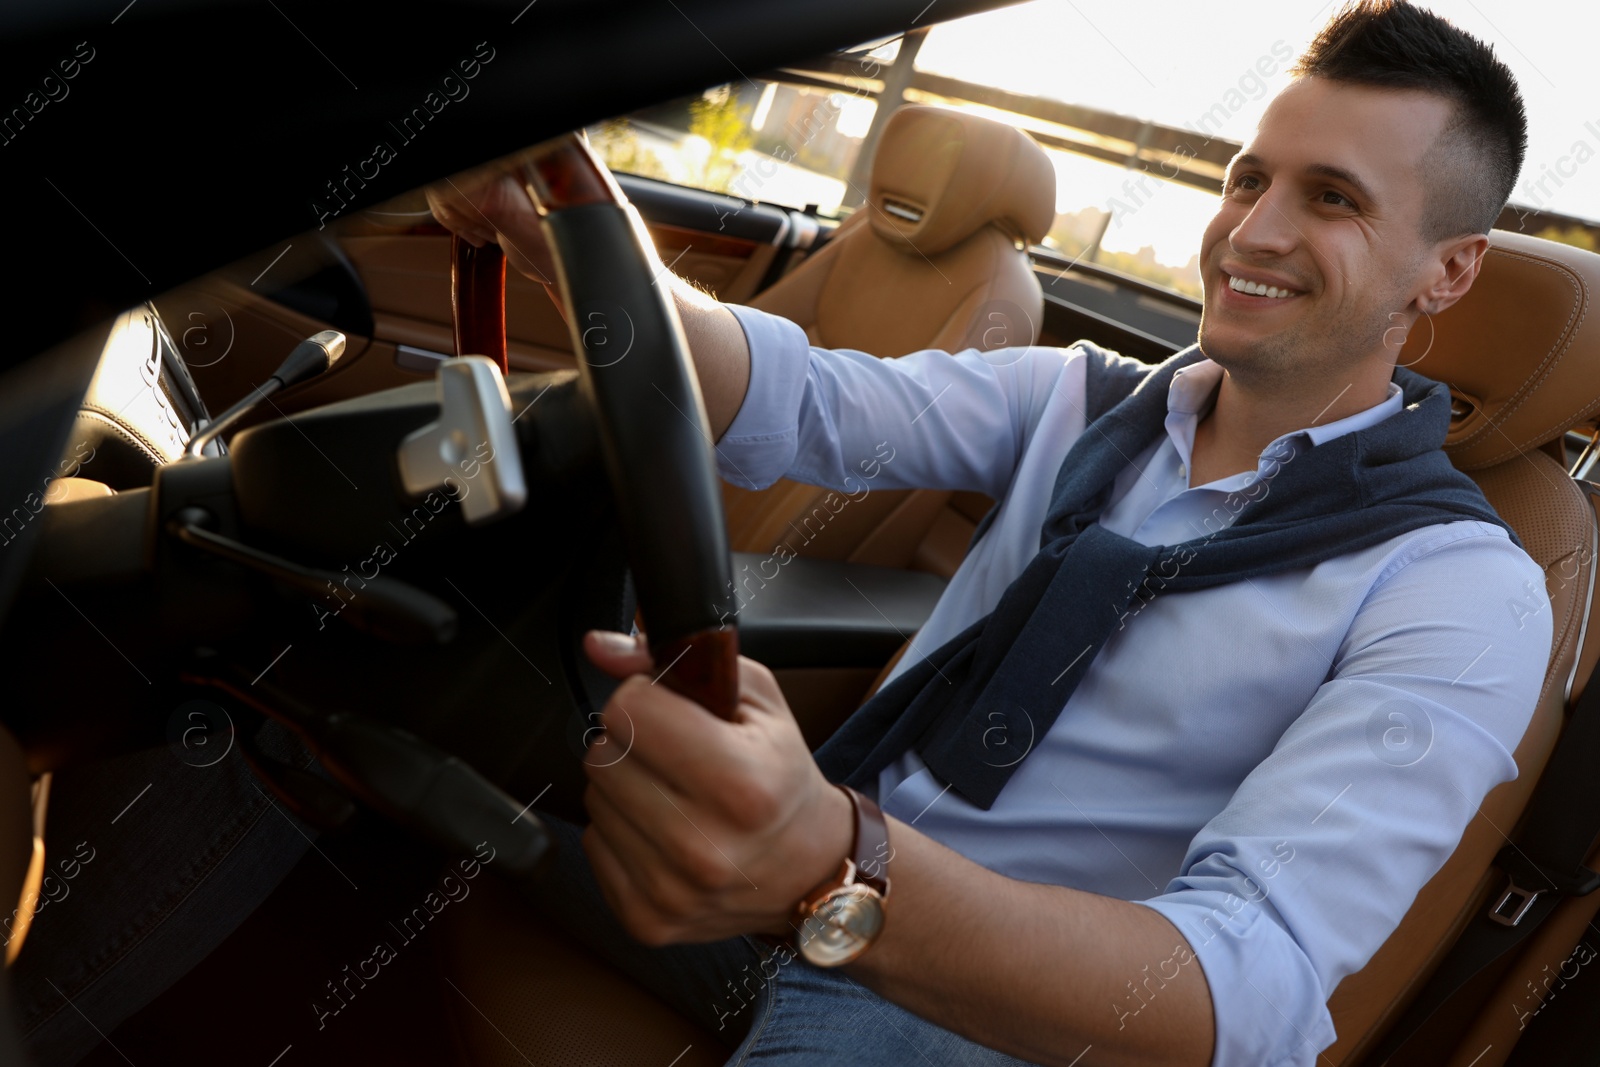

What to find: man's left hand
left=578, top=629, right=854, bottom=946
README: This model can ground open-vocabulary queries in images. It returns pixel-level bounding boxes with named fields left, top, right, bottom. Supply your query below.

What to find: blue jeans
left=527, top=813, right=1043, bottom=1066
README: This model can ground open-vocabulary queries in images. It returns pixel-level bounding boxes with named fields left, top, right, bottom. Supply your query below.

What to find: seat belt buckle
left=1488, top=846, right=1600, bottom=928
left=1489, top=879, right=1543, bottom=927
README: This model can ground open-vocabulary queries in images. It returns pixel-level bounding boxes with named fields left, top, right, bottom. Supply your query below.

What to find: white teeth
left=1227, top=274, right=1297, bottom=299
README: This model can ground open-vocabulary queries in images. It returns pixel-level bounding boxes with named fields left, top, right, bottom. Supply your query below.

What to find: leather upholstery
left=65, top=305, right=206, bottom=490
left=725, top=105, right=1054, bottom=577
left=436, top=238, right=1600, bottom=1067
left=43, top=477, right=112, bottom=505
left=1406, top=229, right=1600, bottom=471
left=867, top=105, right=1056, bottom=257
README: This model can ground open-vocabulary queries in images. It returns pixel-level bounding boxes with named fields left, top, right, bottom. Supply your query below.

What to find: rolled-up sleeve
left=1134, top=528, right=1550, bottom=1066
left=715, top=304, right=812, bottom=487
left=719, top=303, right=1075, bottom=499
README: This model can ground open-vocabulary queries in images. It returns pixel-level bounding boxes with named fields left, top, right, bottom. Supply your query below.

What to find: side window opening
left=589, top=80, right=878, bottom=220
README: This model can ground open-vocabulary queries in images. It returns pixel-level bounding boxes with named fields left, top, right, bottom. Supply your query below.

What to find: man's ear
left=1419, top=234, right=1490, bottom=315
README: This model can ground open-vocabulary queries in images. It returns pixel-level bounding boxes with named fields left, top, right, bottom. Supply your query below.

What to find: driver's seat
left=437, top=229, right=1600, bottom=1067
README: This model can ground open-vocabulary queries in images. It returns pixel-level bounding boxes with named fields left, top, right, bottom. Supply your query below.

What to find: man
left=430, top=2, right=1546, bottom=1064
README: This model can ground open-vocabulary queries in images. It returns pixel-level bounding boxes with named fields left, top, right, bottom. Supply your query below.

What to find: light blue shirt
left=716, top=304, right=1552, bottom=1067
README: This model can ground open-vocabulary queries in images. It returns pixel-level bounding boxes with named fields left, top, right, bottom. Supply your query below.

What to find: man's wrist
left=764, top=781, right=854, bottom=938
left=819, top=783, right=857, bottom=883
left=806, top=782, right=856, bottom=898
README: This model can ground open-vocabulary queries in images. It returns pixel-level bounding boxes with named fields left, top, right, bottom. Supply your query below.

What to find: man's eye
left=1320, top=190, right=1354, bottom=208
left=1228, top=174, right=1262, bottom=195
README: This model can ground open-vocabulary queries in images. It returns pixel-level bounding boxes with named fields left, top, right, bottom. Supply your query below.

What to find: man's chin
left=1197, top=321, right=1273, bottom=369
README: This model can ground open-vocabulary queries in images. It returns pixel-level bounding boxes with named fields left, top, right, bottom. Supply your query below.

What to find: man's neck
left=1189, top=364, right=1394, bottom=486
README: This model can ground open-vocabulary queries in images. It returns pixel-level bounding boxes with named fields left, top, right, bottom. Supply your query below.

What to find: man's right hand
left=425, top=158, right=558, bottom=287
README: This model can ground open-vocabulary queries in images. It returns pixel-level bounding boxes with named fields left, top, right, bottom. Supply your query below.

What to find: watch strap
left=840, top=784, right=891, bottom=894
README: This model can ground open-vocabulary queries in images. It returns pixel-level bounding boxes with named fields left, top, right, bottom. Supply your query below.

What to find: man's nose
left=1229, top=188, right=1298, bottom=258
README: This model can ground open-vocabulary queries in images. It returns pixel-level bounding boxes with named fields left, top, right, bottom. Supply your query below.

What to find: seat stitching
left=1452, top=250, right=1587, bottom=465
left=1531, top=480, right=1591, bottom=712
left=73, top=409, right=166, bottom=468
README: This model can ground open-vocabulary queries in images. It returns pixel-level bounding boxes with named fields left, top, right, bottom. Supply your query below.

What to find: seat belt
left=1359, top=671, right=1600, bottom=1064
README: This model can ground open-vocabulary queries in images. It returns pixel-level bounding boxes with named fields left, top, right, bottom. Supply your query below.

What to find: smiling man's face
left=1197, top=76, right=1460, bottom=390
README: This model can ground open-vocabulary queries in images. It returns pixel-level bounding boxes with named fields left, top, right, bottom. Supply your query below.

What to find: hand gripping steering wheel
left=451, top=134, right=740, bottom=719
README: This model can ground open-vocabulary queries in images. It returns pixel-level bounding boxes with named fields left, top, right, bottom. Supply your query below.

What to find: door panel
left=340, top=234, right=575, bottom=372
left=647, top=222, right=778, bottom=304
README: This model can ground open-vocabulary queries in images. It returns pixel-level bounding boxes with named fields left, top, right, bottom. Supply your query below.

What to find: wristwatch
left=789, top=784, right=891, bottom=967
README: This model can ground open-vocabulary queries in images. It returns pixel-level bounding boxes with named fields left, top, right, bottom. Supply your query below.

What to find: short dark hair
left=1291, top=0, right=1527, bottom=239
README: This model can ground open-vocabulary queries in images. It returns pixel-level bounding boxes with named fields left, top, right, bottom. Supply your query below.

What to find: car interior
left=3, top=2, right=1600, bottom=1065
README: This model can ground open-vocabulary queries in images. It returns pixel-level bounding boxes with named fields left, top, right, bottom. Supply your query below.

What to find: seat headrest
left=1408, top=229, right=1600, bottom=471
left=867, top=105, right=1056, bottom=257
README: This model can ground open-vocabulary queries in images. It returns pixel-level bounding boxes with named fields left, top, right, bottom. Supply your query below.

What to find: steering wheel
left=452, top=134, right=740, bottom=720
left=0, top=132, right=740, bottom=886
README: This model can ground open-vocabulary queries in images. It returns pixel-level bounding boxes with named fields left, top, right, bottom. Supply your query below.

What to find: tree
left=591, top=118, right=668, bottom=181
left=689, top=86, right=753, bottom=193
left=1534, top=224, right=1598, bottom=252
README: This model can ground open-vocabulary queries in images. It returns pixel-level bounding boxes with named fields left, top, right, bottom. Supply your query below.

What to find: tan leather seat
left=1322, top=230, right=1600, bottom=1065
left=438, top=229, right=1600, bottom=1067
left=723, top=104, right=1057, bottom=578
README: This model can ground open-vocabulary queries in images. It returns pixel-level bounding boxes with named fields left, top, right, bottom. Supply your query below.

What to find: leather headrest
left=1408, top=229, right=1600, bottom=470
left=868, top=105, right=1055, bottom=256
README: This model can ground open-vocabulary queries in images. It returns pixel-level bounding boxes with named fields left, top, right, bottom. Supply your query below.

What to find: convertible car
left=1, top=1, right=1599, bottom=1065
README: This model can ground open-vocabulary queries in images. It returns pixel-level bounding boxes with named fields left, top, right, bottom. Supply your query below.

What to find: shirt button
left=1177, top=463, right=1187, bottom=479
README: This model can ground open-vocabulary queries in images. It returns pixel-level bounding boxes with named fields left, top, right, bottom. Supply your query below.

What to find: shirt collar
left=1164, top=358, right=1401, bottom=451
left=1158, top=358, right=1408, bottom=492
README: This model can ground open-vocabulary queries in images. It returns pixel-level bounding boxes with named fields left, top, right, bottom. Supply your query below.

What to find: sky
left=916, top=0, right=1599, bottom=264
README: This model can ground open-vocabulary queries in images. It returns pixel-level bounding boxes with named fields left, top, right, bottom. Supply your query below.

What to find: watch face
left=797, top=883, right=885, bottom=968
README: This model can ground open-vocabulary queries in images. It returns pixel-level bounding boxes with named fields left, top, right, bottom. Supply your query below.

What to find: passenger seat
left=723, top=105, right=1057, bottom=577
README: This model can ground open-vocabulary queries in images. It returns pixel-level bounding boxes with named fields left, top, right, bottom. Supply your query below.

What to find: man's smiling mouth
left=1223, top=272, right=1306, bottom=300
